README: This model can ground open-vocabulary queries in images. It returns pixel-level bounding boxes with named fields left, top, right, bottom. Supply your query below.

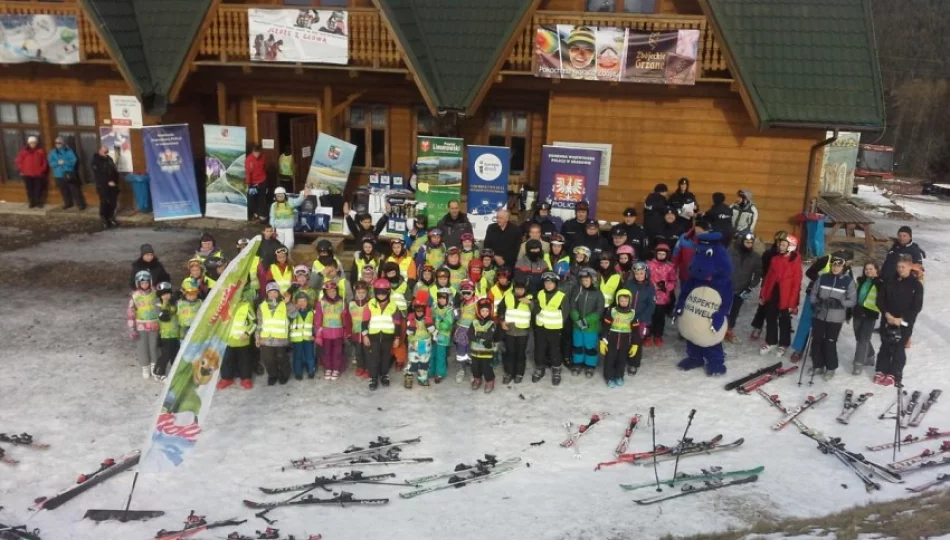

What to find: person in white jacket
left=731, top=190, right=759, bottom=235
left=269, top=186, right=309, bottom=250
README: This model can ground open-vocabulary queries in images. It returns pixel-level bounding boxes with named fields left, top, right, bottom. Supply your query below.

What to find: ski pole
left=650, top=407, right=661, bottom=492
left=121, top=472, right=139, bottom=523
left=797, top=332, right=812, bottom=387
left=670, top=409, right=696, bottom=485
left=893, top=383, right=904, bottom=463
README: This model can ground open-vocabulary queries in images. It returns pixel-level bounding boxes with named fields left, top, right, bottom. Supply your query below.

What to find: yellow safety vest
left=503, top=291, right=532, bottom=329
left=489, top=283, right=509, bottom=309
left=227, top=302, right=255, bottom=347
left=600, top=274, right=621, bottom=306
left=270, top=264, right=293, bottom=293
left=248, top=255, right=260, bottom=290
left=387, top=254, right=414, bottom=280
left=311, top=258, right=342, bottom=275
left=133, top=290, right=159, bottom=322
left=862, top=282, right=880, bottom=313
left=278, top=153, right=294, bottom=176
left=177, top=299, right=202, bottom=338
left=368, top=300, right=398, bottom=335
left=354, top=256, right=379, bottom=279
left=317, top=278, right=347, bottom=302
left=391, top=280, right=409, bottom=312
left=290, top=310, right=314, bottom=342
left=259, top=302, right=289, bottom=339
left=536, top=290, right=565, bottom=329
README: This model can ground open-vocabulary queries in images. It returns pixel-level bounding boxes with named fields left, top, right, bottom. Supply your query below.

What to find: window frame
left=585, top=0, right=657, bottom=13
left=49, top=101, right=99, bottom=185
left=345, top=103, right=389, bottom=171
left=486, top=110, right=530, bottom=175
left=0, top=100, right=42, bottom=183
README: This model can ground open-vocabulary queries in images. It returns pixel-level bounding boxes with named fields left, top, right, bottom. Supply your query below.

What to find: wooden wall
left=546, top=86, right=823, bottom=239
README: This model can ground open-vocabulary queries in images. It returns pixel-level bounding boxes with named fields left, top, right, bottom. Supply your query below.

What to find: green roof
left=79, top=0, right=213, bottom=115
left=375, top=0, right=538, bottom=114
left=704, top=0, right=885, bottom=131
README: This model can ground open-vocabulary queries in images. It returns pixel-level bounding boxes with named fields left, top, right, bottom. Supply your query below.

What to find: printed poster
left=248, top=9, right=348, bottom=65
left=99, top=126, right=133, bottom=173
left=142, top=125, right=202, bottom=221
left=203, top=125, right=248, bottom=221
left=305, top=132, right=357, bottom=195
left=540, top=146, right=602, bottom=222
left=820, top=131, right=861, bottom=197
left=140, top=237, right=261, bottom=473
left=535, top=26, right=700, bottom=85
left=466, top=145, right=510, bottom=240
left=415, top=136, right=463, bottom=220
left=553, top=141, right=612, bottom=186
left=0, top=14, right=80, bottom=65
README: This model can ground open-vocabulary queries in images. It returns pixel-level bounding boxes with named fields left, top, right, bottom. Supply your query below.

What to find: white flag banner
left=248, top=9, right=348, bottom=65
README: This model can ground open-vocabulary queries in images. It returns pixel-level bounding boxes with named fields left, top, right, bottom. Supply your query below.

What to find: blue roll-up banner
left=466, top=145, right=510, bottom=240
left=143, top=124, right=202, bottom=221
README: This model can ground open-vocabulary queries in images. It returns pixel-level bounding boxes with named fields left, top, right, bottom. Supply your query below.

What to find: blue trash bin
left=125, top=174, right=152, bottom=213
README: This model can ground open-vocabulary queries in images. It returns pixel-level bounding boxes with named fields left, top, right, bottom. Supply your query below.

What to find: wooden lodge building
left=0, top=0, right=884, bottom=240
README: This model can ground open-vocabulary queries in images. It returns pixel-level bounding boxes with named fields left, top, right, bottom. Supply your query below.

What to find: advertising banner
left=535, top=26, right=700, bottom=85
left=415, top=136, right=463, bottom=220
left=142, top=125, right=202, bottom=221
left=820, top=131, right=861, bottom=197
left=99, top=126, right=133, bottom=173
left=553, top=141, right=612, bottom=186
left=248, top=9, right=348, bottom=65
left=466, top=145, right=510, bottom=240
left=304, top=132, right=357, bottom=194
left=110, top=95, right=144, bottom=129
left=140, top=238, right=261, bottom=473
left=539, top=145, right=602, bottom=222
left=203, top=125, right=248, bottom=221
left=0, top=14, right=80, bottom=64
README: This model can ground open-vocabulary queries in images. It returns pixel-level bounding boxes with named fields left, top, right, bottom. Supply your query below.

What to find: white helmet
left=274, top=187, right=287, bottom=196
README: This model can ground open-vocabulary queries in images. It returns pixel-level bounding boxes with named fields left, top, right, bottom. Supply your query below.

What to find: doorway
left=257, top=109, right=318, bottom=193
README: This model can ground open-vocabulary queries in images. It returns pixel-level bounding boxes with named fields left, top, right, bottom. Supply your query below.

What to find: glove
left=656, top=281, right=666, bottom=292
left=739, top=288, right=753, bottom=301
left=711, top=312, right=725, bottom=332
left=599, top=338, right=608, bottom=355
left=248, top=187, right=258, bottom=196
left=825, top=298, right=844, bottom=310
left=576, top=319, right=588, bottom=330
left=639, top=325, right=650, bottom=339
left=628, top=344, right=639, bottom=357
left=129, top=329, right=139, bottom=341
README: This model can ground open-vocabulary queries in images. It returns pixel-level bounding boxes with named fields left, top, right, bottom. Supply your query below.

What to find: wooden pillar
left=216, top=82, right=227, bottom=125
left=321, top=85, right=333, bottom=137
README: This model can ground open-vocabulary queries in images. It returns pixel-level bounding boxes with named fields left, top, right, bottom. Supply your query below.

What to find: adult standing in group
left=48, top=136, right=85, bottom=210
left=617, top=207, right=648, bottom=260
left=706, top=192, right=734, bottom=246
left=518, top=222, right=551, bottom=258
left=15, top=135, right=48, bottom=208
left=91, top=145, right=119, bottom=229
left=560, top=201, right=594, bottom=251
left=874, top=254, right=924, bottom=386
left=880, top=226, right=925, bottom=280
left=808, top=251, right=857, bottom=380
left=437, top=200, right=473, bottom=249
left=245, top=144, right=268, bottom=223
left=483, top=208, right=522, bottom=269
left=643, top=184, right=669, bottom=242
left=668, top=177, right=698, bottom=223
left=130, top=244, right=171, bottom=290
left=731, top=190, right=759, bottom=235
left=522, top=201, right=558, bottom=240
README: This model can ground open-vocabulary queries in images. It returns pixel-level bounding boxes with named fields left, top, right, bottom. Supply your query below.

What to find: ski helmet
left=135, top=270, right=152, bottom=283
left=316, top=239, right=333, bottom=254
left=615, top=245, right=634, bottom=257
left=476, top=297, right=493, bottom=318
left=436, top=287, right=454, bottom=299
left=579, top=267, right=598, bottom=281
left=156, top=281, right=173, bottom=295
left=633, top=261, right=648, bottom=273
left=294, top=264, right=310, bottom=276
left=542, top=271, right=559, bottom=283
left=550, top=234, right=565, bottom=246
left=784, top=234, right=799, bottom=252
left=187, top=257, right=203, bottom=269
left=182, top=283, right=199, bottom=295
left=275, top=246, right=289, bottom=256
left=496, top=267, right=513, bottom=281
left=513, top=276, right=529, bottom=290
left=480, top=248, right=495, bottom=259
left=573, top=246, right=591, bottom=259
left=390, top=236, right=405, bottom=245
left=615, top=289, right=633, bottom=305
left=265, top=282, right=281, bottom=295
left=372, top=279, right=391, bottom=294
left=236, top=238, right=249, bottom=249
left=460, top=232, right=475, bottom=244
left=460, top=280, right=476, bottom=293
left=294, top=291, right=311, bottom=303
left=427, top=228, right=442, bottom=239
left=446, top=246, right=461, bottom=256
left=436, top=267, right=451, bottom=280
left=274, top=186, right=287, bottom=197
left=412, top=291, right=429, bottom=309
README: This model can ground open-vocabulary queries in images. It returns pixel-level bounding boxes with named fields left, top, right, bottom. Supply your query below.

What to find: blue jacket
left=622, top=276, right=656, bottom=324
left=48, top=147, right=78, bottom=178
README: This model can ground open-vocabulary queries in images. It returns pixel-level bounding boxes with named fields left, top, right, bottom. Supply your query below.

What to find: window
left=346, top=104, right=388, bottom=170
left=486, top=110, right=528, bottom=174
left=586, top=0, right=656, bottom=12
left=0, top=102, right=41, bottom=182
left=50, top=103, right=98, bottom=184
left=283, top=0, right=349, bottom=6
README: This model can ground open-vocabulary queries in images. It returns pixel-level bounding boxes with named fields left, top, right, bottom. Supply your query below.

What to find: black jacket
left=729, top=244, right=762, bottom=292
left=437, top=213, right=473, bottom=249
left=131, top=257, right=171, bottom=289
left=653, top=221, right=685, bottom=253
left=619, top=223, right=649, bottom=260
left=577, top=231, right=609, bottom=255
left=484, top=221, right=523, bottom=269
left=522, top=214, right=558, bottom=240
left=880, top=241, right=925, bottom=280
left=643, top=193, right=668, bottom=240
left=877, top=274, right=924, bottom=326
left=90, top=154, right=118, bottom=188
left=257, top=235, right=285, bottom=269
left=561, top=218, right=593, bottom=252
left=668, top=190, right=698, bottom=214
left=705, top=203, right=734, bottom=238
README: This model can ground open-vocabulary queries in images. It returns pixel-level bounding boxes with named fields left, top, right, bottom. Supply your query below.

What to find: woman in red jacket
left=758, top=234, right=802, bottom=357
left=15, top=136, right=49, bottom=208
left=245, top=144, right=268, bottom=223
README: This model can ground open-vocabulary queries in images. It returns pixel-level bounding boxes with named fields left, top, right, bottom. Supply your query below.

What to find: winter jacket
left=653, top=221, right=685, bottom=253
left=877, top=274, right=924, bottom=327
left=669, top=189, right=698, bottom=216
left=706, top=203, right=734, bottom=239
left=577, top=231, right=609, bottom=255
left=560, top=218, right=594, bottom=252
left=643, top=193, right=668, bottom=240
left=731, top=193, right=759, bottom=234
left=810, top=272, right=857, bottom=324
left=623, top=279, right=656, bottom=324
left=257, top=300, right=291, bottom=347
left=257, top=235, right=285, bottom=269
left=130, top=257, right=171, bottom=289
left=15, top=146, right=48, bottom=177
left=483, top=221, right=523, bottom=269
left=854, top=276, right=883, bottom=320
left=619, top=223, right=649, bottom=260
left=729, top=244, right=762, bottom=294
left=647, top=259, right=676, bottom=305
left=47, top=147, right=77, bottom=178
left=571, top=284, right=605, bottom=332
left=880, top=241, right=925, bottom=280
left=672, top=228, right=700, bottom=283
left=91, top=153, right=118, bottom=188
left=760, top=251, right=803, bottom=311
left=314, top=294, right=351, bottom=341
left=514, top=254, right=548, bottom=294
left=760, top=244, right=779, bottom=277
left=521, top=214, right=558, bottom=240
left=245, top=153, right=267, bottom=186
left=270, top=196, right=304, bottom=230
left=437, top=213, right=473, bottom=249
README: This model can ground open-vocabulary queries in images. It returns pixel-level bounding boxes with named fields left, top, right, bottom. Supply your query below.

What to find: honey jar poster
left=539, top=145, right=602, bottom=223
left=533, top=25, right=700, bottom=85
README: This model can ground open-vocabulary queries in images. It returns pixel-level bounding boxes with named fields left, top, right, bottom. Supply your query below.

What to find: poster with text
left=466, top=145, right=510, bottom=240
left=203, top=125, right=248, bottom=221
left=305, top=132, right=356, bottom=194
left=415, top=136, right=463, bottom=220
left=820, top=131, right=861, bottom=197
left=99, top=126, right=133, bottom=173
left=142, top=125, right=202, bottom=221
left=0, top=14, right=80, bottom=64
left=535, top=26, right=699, bottom=85
left=248, top=9, right=348, bottom=65
left=540, top=145, right=602, bottom=222
left=553, top=141, right=612, bottom=186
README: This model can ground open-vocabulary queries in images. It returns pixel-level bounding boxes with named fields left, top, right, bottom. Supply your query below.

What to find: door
left=289, top=115, right=316, bottom=192
left=257, top=110, right=279, bottom=186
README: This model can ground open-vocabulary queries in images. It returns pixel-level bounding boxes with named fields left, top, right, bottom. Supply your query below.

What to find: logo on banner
left=220, top=128, right=229, bottom=138
left=554, top=174, right=585, bottom=202
left=420, top=140, right=431, bottom=153
left=158, top=149, right=183, bottom=173
left=474, top=153, right=504, bottom=181
left=328, top=145, right=342, bottom=160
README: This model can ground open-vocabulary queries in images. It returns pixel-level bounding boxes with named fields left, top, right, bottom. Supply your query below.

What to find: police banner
left=539, top=145, right=602, bottom=223
left=140, top=238, right=261, bottom=473
left=204, top=125, right=248, bottom=221
left=142, top=125, right=202, bottom=221
left=466, top=145, right=510, bottom=240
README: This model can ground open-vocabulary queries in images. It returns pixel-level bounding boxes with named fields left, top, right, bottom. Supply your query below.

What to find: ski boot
left=750, top=328, right=762, bottom=341
left=380, top=374, right=391, bottom=387
left=790, top=350, right=803, bottom=363
left=822, top=369, right=836, bottom=381
left=404, top=372, right=414, bottom=389
left=455, top=363, right=468, bottom=383
left=484, top=380, right=494, bottom=394
left=607, top=379, right=617, bottom=388
left=570, top=365, right=582, bottom=376
left=471, top=378, right=482, bottom=391
left=653, top=336, right=664, bottom=347
left=502, top=373, right=513, bottom=385
left=531, top=368, right=546, bottom=383
left=552, top=367, right=562, bottom=386
left=433, top=376, right=442, bottom=384
left=584, top=367, right=595, bottom=378
left=514, top=375, right=523, bottom=384
left=295, top=374, right=304, bottom=381
left=267, top=377, right=278, bottom=386
left=369, top=377, right=379, bottom=391
left=418, top=376, right=430, bottom=387
left=626, top=366, right=638, bottom=376
left=852, top=363, right=864, bottom=376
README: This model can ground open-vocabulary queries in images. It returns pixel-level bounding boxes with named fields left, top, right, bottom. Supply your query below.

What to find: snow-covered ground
left=1, top=217, right=948, bottom=540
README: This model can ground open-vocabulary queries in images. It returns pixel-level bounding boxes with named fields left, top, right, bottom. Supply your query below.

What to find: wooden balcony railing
left=0, top=1, right=111, bottom=62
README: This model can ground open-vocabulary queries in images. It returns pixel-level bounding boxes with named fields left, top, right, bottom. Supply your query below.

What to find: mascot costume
left=674, top=231, right=733, bottom=375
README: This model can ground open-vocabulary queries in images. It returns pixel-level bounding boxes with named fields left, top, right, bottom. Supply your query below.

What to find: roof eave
left=168, top=0, right=221, bottom=104
left=372, top=0, right=442, bottom=116
left=765, top=121, right=885, bottom=133
left=77, top=0, right=147, bottom=99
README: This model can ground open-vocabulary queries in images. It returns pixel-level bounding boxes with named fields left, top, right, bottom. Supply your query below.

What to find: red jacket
left=245, top=153, right=267, bottom=186
left=759, top=251, right=803, bottom=311
left=15, top=146, right=49, bottom=177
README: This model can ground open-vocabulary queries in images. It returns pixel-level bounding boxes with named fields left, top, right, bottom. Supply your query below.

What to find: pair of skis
left=723, top=362, right=782, bottom=391
left=887, top=441, right=950, bottom=473
left=289, top=436, right=421, bottom=470
left=619, top=465, right=765, bottom=491
left=836, top=390, right=873, bottom=424
left=632, top=475, right=760, bottom=505
left=906, top=473, right=950, bottom=493
left=866, top=427, right=950, bottom=452
left=225, top=529, right=322, bottom=540
left=561, top=413, right=608, bottom=457
left=737, top=366, right=799, bottom=394
left=243, top=491, right=389, bottom=511
left=770, top=393, right=828, bottom=430
left=883, top=389, right=942, bottom=427
left=258, top=471, right=405, bottom=495
left=597, top=434, right=743, bottom=469
left=154, top=513, right=246, bottom=540
left=398, top=456, right=522, bottom=499
left=32, top=450, right=141, bottom=511
left=0, top=433, right=49, bottom=467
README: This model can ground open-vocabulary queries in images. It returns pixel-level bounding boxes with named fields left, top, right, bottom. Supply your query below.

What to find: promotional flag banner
left=248, top=9, right=348, bottom=65
left=203, top=125, right=248, bottom=221
left=0, top=15, right=80, bottom=64
left=99, top=126, right=133, bottom=173
left=140, top=238, right=261, bottom=473
left=466, top=145, right=510, bottom=240
left=539, top=145, right=602, bottom=222
left=415, top=136, right=463, bottom=220
left=305, top=132, right=357, bottom=194
left=142, top=125, right=202, bottom=221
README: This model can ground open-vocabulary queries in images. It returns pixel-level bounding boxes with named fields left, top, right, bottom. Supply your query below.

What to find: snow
left=1, top=217, right=949, bottom=540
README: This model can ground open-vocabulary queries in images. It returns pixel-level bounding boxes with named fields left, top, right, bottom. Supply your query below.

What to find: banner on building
left=203, top=125, right=248, bottom=221
left=99, top=126, right=133, bottom=173
left=539, top=145, right=602, bottom=222
left=820, top=131, right=861, bottom=197
left=110, top=95, right=144, bottom=129
left=142, top=125, right=202, bottom=221
left=553, top=141, right=612, bottom=186
left=140, top=237, right=261, bottom=473
left=305, top=132, right=357, bottom=194
left=415, top=136, right=463, bottom=220
left=466, top=145, right=510, bottom=240
left=248, top=9, right=348, bottom=65
left=534, top=26, right=700, bottom=85
left=0, top=14, right=80, bottom=65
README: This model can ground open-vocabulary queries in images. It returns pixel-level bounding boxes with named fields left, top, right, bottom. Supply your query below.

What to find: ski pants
left=471, top=352, right=495, bottom=382
left=791, top=299, right=813, bottom=353
left=292, top=341, right=316, bottom=377
left=560, top=319, right=573, bottom=364
left=810, top=319, right=842, bottom=371
left=155, top=337, right=179, bottom=376
left=260, top=345, right=290, bottom=381
left=651, top=305, right=668, bottom=337
left=23, top=175, right=45, bottom=207
left=97, top=185, right=118, bottom=223
left=348, top=339, right=368, bottom=370
left=504, top=334, right=528, bottom=377
left=248, top=185, right=267, bottom=220
left=852, top=314, right=878, bottom=368
left=56, top=176, right=86, bottom=209
left=534, top=328, right=563, bottom=369
left=321, top=337, right=345, bottom=373
left=727, top=294, right=745, bottom=329
left=366, top=334, right=395, bottom=379
left=751, top=303, right=766, bottom=331
left=876, top=324, right=912, bottom=382
left=408, top=341, right=431, bottom=380
left=572, top=328, right=599, bottom=367
left=276, top=228, right=295, bottom=251
left=764, top=293, right=792, bottom=347
left=453, top=326, right=471, bottom=363
left=135, top=329, right=160, bottom=367
left=604, top=332, right=633, bottom=381
left=222, top=344, right=253, bottom=380
left=428, top=343, right=449, bottom=378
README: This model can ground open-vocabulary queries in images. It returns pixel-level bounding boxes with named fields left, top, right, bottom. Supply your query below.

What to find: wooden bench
left=817, top=199, right=876, bottom=254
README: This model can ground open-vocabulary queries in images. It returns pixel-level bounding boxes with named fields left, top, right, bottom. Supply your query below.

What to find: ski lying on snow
left=561, top=413, right=608, bottom=448
left=772, top=393, right=827, bottom=430
left=259, top=472, right=399, bottom=494
left=910, top=390, right=942, bottom=428
left=737, top=366, right=799, bottom=394
left=399, top=464, right=519, bottom=499
left=0, top=433, right=49, bottom=450
left=619, top=465, right=765, bottom=491
left=887, top=442, right=950, bottom=472
left=595, top=435, right=723, bottom=469
left=906, top=473, right=950, bottom=493
left=901, top=391, right=923, bottom=428
left=615, top=415, right=642, bottom=455
left=0, top=524, right=43, bottom=540
left=404, top=455, right=520, bottom=485
left=838, top=392, right=873, bottom=424
left=33, top=450, right=140, bottom=511
left=866, top=428, right=950, bottom=452
left=723, top=362, right=782, bottom=391
left=632, top=475, right=759, bottom=505
left=154, top=513, right=246, bottom=540
left=243, top=492, right=389, bottom=509
left=641, top=438, right=744, bottom=465
left=298, top=455, right=433, bottom=470
left=290, top=437, right=421, bottom=469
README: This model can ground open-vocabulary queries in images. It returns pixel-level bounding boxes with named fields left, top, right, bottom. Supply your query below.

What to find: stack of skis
left=724, top=362, right=799, bottom=394
left=399, top=454, right=522, bottom=499
left=879, top=389, right=942, bottom=428
left=864, top=427, right=950, bottom=491
left=288, top=437, right=431, bottom=470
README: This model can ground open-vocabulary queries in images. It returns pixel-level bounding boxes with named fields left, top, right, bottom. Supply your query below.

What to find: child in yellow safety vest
left=348, top=280, right=371, bottom=379
left=315, top=280, right=351, bottom=380
left=128, top=270, right=161, bottom=380
left=350, top=234, right=381, bottom=286
left=263, top=246, right=294, bottom=297
left=290, top=291, right=316, bottom=380
left=176, top=283, right=203, bottom=340
left=218, top=287, right=258, bottom=390
left=257, top=281, right=292, bottom=385
left=600, top=288, right=641, bottom=387
left=468, top=259, right=487, bottom=298
left=289, top=264, right=317, bottom=305
left=182, top=258, right=215, bottom=300
left=453, top=280, right=478, bottom=383
left=496, top=276, right=533, bottom=384
left=404, top=291, right=436, bottom=388
left=444, top=247, right=466, bottom=289
left=480, top=249, right=498, bottom=291
left=154, top=281, right=179, bottom=381
left=468, top=298, right=500, bottom=393
left=360, top=279, right=404, bottom=391
left=532, top=272, right=569, bottom=386
left=415, top=264, right=436, bottom=300
left=459, top=232, right=478, bottom=268
left=430, top=287, right=456, bottom=383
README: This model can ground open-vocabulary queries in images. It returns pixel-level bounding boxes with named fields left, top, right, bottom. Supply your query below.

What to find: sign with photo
left=414, top=136, right=463, bottom=220
left=248, top=9, right=348, bottom=65
left=466, top=145, right=510, bottom=240
left=99, top=126, right=133, bottom=173
left=203, top=125, right=248, bottom=221
left=539, top=145, right=602, bottom=222
left=535, top=26, right=700, bottom=85
left=142, top=125, right=202, bottom=221
left=0, top=14, right=80, bottom=64
left=305, top=132, right=356, bottom=195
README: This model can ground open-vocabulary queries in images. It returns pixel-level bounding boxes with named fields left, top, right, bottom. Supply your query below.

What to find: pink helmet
left=294, top=264, right=309, bottom=276
left=784, top=234, right=799, bottom=252
left=615, top=245, right=635, bottom=257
